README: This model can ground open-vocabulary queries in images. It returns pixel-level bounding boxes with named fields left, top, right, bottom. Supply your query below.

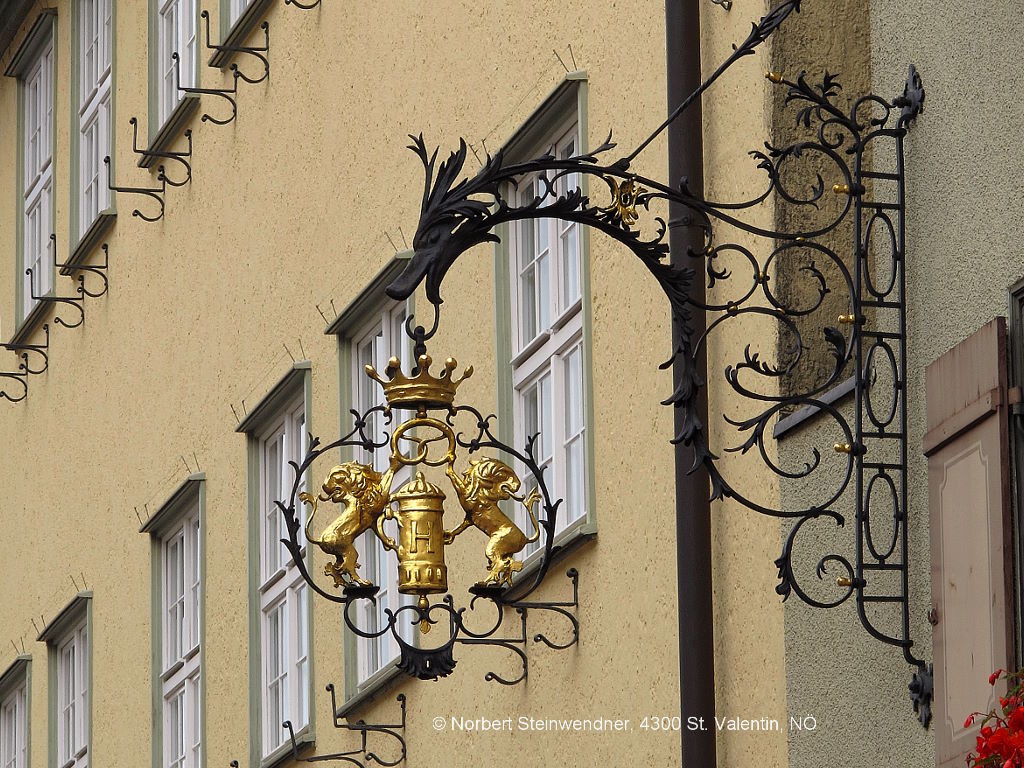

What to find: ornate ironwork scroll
left=378, top=0, right=931, bottom=725
left=275, top=377, right=581, bottom=684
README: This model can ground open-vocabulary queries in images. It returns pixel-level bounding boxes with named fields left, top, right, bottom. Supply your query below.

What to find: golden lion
left=300, top=461, right=394, bottom=588
left=445, top=457, right=542, bottom=587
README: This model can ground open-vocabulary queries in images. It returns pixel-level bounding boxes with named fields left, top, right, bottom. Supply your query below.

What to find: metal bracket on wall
left=0, top=324, right=48, bottom=403
left=452, top=568, right=580, bottom=685
left=710, top=0, right=733, bottom=10
left=25, top=235, right=87, bottom=330
left=173, top=53, right=240, bottom=126
left=280, top=687, right=405, bottom=767
left=201, top=11, right=270, bottom=84
left=130, top=117, right=193, bottom=187
left=284, top=0, right=322, bottom=9
left=105, top=155, right=166, bottom=222
left=57, top=243, right=109, bottom=300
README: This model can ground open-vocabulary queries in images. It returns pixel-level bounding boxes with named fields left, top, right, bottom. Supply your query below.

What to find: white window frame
left=257, top=396, right=310, bottom=758
left=158, top=504, right=201, bottom=768
left=0, top=672, right=27, bottom=768
left=56, top=621, right=89, bottom=768
left=156, top=0, right=196, bottom=127
left=77, top=0, right=112, bottom=237
left=20, top=35, right=54, bottom=320
left=507, top=118, right=589, bottom=553
left=348, top=303, right=415, bottom=686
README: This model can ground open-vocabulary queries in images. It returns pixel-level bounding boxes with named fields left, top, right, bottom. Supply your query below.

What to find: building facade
left=0, top=1, right=1020, bottom=768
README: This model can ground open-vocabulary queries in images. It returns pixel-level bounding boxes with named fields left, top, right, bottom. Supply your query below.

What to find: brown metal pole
left=666, top=1, right=715, bottom=766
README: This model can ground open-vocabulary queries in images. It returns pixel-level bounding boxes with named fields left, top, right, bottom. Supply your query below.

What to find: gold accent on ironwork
left=834, top=443, right=852, bottom=454
left=445, top=458, right=542, bottom=587
left=765, top=71, right=783, bottom=83
left=417, top=595, right=430, bottom=634
left=838, top=314, right=856, bottom=324
left=365, top=354, right=473, bottom=411
left=832, top=183, right=851, bottom=195
left=301, top=461, right=397, bottom=588
left=600, top=176, right=645, bottom=226
left=837, top=577, right=853, bottom=587
left=380, top=471, right=450, bottom=595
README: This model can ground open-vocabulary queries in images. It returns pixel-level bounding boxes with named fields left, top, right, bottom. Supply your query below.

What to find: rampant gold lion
left=445, top=457, right=541, bottom=587
left=300, top=461, right=394, bottom=588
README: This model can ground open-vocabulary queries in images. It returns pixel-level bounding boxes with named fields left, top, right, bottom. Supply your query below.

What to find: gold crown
left=365, top=354, right=473, bottom=410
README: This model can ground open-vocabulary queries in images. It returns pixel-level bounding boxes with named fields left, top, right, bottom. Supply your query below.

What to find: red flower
left=993, top=670, right=1006, bottom=686
left=967, top=715, right=975, bottom=728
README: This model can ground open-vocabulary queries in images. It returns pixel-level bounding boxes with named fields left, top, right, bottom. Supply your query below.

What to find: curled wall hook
left=173, top=52, right=238, bottom=125
left=105, top=155, right=166, bottom=222
left=130, top=116, right=193, bottom=183
left=201, top=10, right=270, bottom=84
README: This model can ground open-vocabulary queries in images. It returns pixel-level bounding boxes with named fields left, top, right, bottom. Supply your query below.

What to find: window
left=0, top=659, right=29, bottom=768
left=156, top=0, right=196, bottom=127
left=507, top=118, right=589, bottom=553
left=349, top=302, right=414, bottom=685
left=228, top=0, right=252, bottom=26
left=141, top=477, right=205, bottom=768
left=40, top=595, right=91, bottom=768
left=56, top=622, right=89, bottom=768
left=77, top=0, right=112, bottom=238
left=160, top=504, right=201, bottom=768
left=245, top=384, right=311, bottom=760
left=19, top=30, right=54, bottom=321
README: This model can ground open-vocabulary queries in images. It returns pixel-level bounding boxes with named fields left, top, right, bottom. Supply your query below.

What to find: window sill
left=336, top=662, right=406, bottom=720
left=9, top=296, right=52, bottom=346
left=140, top=95, right=200, bottom=170
left=262, top=725, right=313, bottom=768
left=210, top=0, right=274, bottom=69
left=63, top=211, right=115, bottom=274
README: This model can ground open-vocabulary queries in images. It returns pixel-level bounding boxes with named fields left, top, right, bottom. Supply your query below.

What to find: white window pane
left=189, top=674, right=201, bottom=767
left=264, top=434, right=282, bottom=575
left=520, top=261, right=537, bottom=345
left=537, top=251, right=550, bottom=331
left=295, top=585, right=309, bottom=727
left=190, top=517, right=201, bottom=648
left=165, top=687, right=184, bottom=768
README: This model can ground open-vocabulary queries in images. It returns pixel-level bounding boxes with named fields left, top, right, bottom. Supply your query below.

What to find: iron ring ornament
left=270, top=0, right=931, bottom=726
left=372, top=0, right=927, bottom=725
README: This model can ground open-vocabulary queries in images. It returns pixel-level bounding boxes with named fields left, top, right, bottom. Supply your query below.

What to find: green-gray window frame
left=237, top=362, right=316, bottom=768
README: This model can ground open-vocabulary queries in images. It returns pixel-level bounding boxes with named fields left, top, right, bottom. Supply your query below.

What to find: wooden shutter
left=924, top=317, right=1014, bottom=768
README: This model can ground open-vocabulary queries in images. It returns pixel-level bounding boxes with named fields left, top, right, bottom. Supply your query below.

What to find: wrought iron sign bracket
left=376, top=0, right=932, bottom=727
left=129, top=117, right=193, bottom=187
left=105, top=156, right=166, bottom=222
left=201, top=11, right=270, bottom=84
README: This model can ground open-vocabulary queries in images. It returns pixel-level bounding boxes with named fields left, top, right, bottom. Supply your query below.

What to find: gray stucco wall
left=780, top=2, right=1024, bottom=767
